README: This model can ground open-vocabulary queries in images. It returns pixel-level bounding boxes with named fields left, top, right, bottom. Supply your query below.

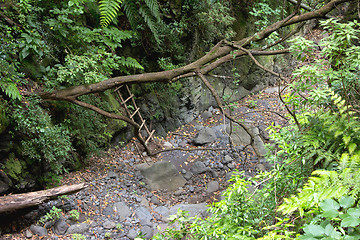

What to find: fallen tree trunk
left=0, top=183, right=87, bottom=213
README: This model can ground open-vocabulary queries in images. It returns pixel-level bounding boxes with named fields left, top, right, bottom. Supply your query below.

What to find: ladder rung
left=130, top=108, right=140, bottom=118
left=114, top=85, right=124, bottom=92
left=121, top=94, right=134, bottom=105
left=139, top=120, right=146, bottom=130
left=145, top=130, right=155, bottom=145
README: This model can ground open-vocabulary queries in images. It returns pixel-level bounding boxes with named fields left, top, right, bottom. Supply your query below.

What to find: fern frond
left=122, top=0, right=139, bottom=29
left=0, top=81, right=22, bottom=100
left=139, top=6, right=161, bottom=45
left=144, top=0, right=160, bottom=21
left=99, top=0, right=123, bottom=27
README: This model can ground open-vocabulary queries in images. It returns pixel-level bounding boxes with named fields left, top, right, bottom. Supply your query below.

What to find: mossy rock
left=3, top=154, right=27, bottom=182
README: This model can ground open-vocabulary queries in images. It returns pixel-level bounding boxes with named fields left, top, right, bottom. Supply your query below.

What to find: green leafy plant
left=72, top=233, right=86, bottom=240
left=299, top=196, right=360, bottom=239
left=68, top=209, right=80, bottom=221
left=39, top=206, right=63, bottom=224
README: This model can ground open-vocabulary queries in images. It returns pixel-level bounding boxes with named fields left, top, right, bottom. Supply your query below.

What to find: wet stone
left=30, top=225, right=47, bottom=236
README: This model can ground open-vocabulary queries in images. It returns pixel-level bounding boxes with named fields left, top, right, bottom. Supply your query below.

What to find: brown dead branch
left=0, top=183, right=87, bottom=213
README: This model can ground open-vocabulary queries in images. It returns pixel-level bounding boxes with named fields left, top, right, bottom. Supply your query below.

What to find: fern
left=139, top=6, right=161, bottom=45
left=122, top=0, right=138, bottom=29
left=0, top=81, right=22, bottom=100
left=99, top=0, right=123, bottom=27
left=144, top=0, right=160, bottom=21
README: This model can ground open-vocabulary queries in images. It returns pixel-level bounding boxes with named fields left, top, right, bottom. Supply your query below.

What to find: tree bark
left=0, top=183, right=87, bottom=213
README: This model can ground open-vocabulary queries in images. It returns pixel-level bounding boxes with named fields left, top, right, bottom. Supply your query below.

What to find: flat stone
left=169, top=203, right=209, bottom=218
left=140, top=161, right=186, bottom=191
left=154, top=206, right=170, bottom=222
left=127, top=228, right=138, bottom=239
left=141, top=225, right=154, bottom=239
left=191, top=161, right=208, bottom=175
left=192, top=127, right=217, bottom=146
left=113, top=201, right=131, bottom=221
left=30, top=225, right=47, bottom=236
left=66, top=223, right=89, bottom=234
left=135, top=206, right=153, bottom=226
left=206, top=181, right=220, bottom=193
left=201, top=111, right=212, bottom=120
left=103, top=220, right=116, bottom=229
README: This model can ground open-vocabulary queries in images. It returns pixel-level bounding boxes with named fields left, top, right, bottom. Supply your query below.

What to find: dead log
left=0, top=183, right=87, bottom=213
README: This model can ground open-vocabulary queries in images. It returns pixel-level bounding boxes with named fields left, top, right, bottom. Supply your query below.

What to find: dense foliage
left=153, top=18, right=360, bottom=240
left=0, top=0, right=239, bottom=190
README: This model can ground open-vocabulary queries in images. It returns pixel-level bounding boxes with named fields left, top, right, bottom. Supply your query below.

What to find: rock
left=253, top=135, right=268, bottom=157
left=30, top=225, right=47, bottom=236
left=107, top=171, right=117, bottom=179
left=264, top=86, right=284, bottom=94
left=192, top=127, right=217, bottom=146
left=209, top=169, right=218, bottom=178
left=227, top=162, right=235, bottom=169
left=0, top=171, right=10, bottom=194
left=140, top=197, right=150, bottom=209
left=188, top=186, right=195, bottom=193
left=183, top=171, right=193, bottom=180
left=206, top=181, right=220, bottom=193
left=201, top=111, right=212, bottom=120
left=191, top=161, right=208, bottom=175
left=66, top=223, right=89, bottom=234
left=169, top=203, right=209, bottom=218
left=113, top=202, right=131, bottom=221
left=103, top=220, right=116, bottom=229
left=141, top=225, right=154, bottom=239
left=127, top=228, right=138, bottom=239
left=140, top=161, right=186, bottom=191
left=256, top=163, right=266, bottom=172
left=150, top=195, right=161, bottom=205
left=154, top=223, right=169, bottom=235
left=102, top=205, right=114, bottom=216
left=135, top=206, right=153, bottom=226
left=154, top=206, right=170, bottom=222
left=226, top=123, right=252, bottom=145
left=163, top=141, right=173, bottom=148
left=25, top=229, right=33, bottom=238
left=223, top=155, right=233, bottom=163
left=53, top=220, right=68, bottom=235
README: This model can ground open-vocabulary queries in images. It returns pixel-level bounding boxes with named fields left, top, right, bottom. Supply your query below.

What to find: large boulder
left=192, top=127, right=217, bottom=146
left=139, top=161, right=186, bottom=191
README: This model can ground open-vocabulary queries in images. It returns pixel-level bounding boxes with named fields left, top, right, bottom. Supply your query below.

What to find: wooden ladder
left=114, top=85, right=155, bottom=145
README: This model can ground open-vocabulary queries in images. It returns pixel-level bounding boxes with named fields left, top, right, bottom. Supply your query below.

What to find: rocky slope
left=0, top=86, right=287, bottom=240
